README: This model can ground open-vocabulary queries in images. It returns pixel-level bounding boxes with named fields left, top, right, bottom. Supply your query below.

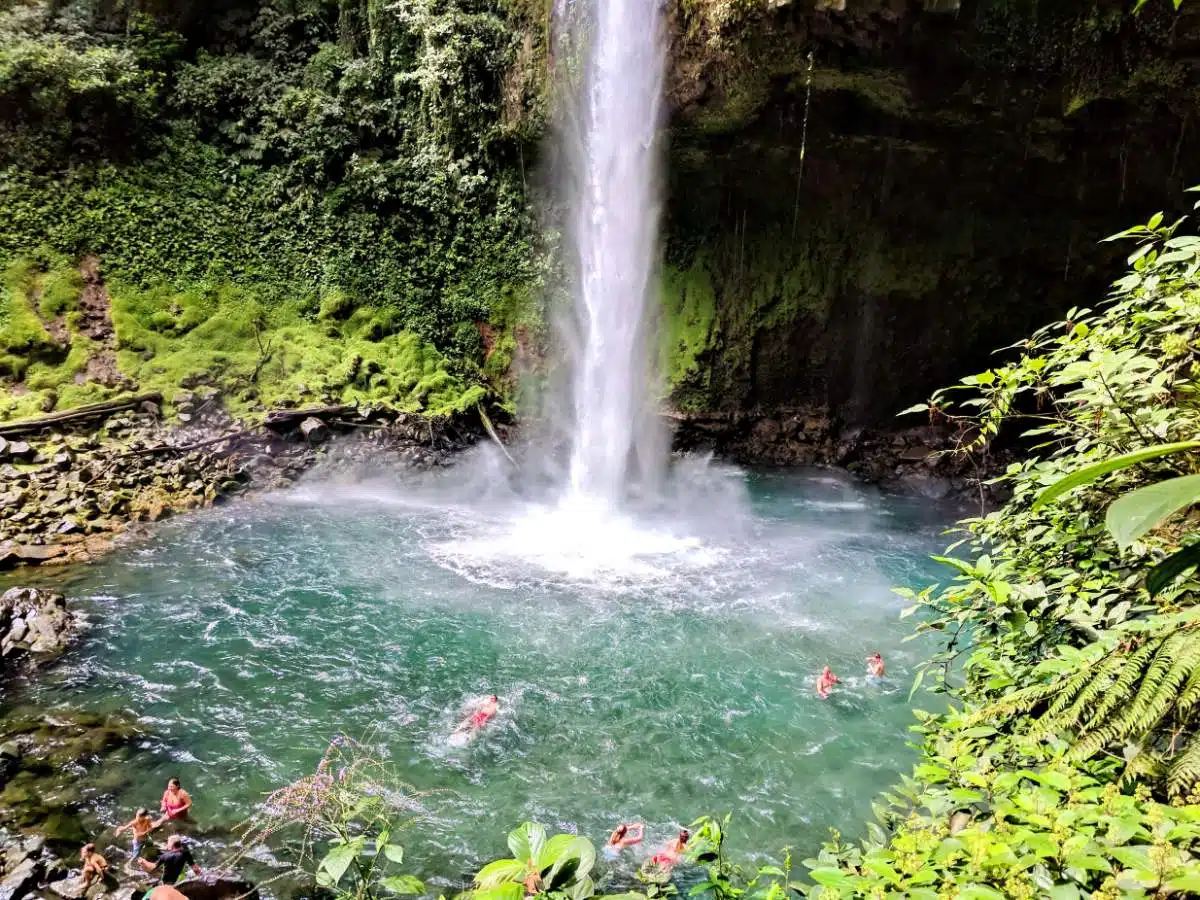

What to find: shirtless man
left=158, top=778, right=192, bottom=823
left=607, top=822, right=644, bottom=851
left=816, top=666, right=840, bottom=700
left=80, top=843, right=109, bottom=888
left=147, top=885, right=190, bottom=900
left=867, top=653, right=885, bottom=678
left=115, top=808, right=158, bottom=860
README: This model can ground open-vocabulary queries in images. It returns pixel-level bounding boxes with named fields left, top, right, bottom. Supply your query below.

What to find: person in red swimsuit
left=455, top=695, right=499, bottom=736
left=158, top=778, right=192, bottom=823
left=648, top=829, right=689, bottom=871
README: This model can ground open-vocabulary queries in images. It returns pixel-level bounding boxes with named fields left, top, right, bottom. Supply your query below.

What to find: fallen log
left=262, top=404, right=357, bottom=429
left=0, top=393, right=163, bottom=439
left=476, top=403, right=517, bottom=470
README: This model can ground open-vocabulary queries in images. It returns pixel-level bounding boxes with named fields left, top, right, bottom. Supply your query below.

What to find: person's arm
left=629, top=824, right=644, bottom=841
left=160, top=792, right=169, bottom=812
left=178, top=790, right=192, bottom=813
left=115, top=820, right=129, bottom=835
left=136, top=858, right=159, bottom=875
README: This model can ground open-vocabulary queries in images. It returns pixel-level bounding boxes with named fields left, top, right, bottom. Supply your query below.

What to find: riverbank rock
left=0, top=589, right=74, bottom=662
left=0, top=397, right=481, bottom=571
left=174, top=874, right=259, bottom=900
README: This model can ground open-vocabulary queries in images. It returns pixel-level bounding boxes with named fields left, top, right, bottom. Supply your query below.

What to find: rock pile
left=0, top=589, right=74, bottom=662
left=670, top=407, right=1013, bottom=505
left=0, top=399, right=480, bottom=571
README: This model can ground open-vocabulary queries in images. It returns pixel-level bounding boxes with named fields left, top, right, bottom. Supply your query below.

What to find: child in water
left=449, top=695, right=500, bottom=745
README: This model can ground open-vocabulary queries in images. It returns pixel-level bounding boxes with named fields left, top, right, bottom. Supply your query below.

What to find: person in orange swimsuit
left=816, top=666, right=840, bottom=700
left=158, top=778, right=192, bottom=823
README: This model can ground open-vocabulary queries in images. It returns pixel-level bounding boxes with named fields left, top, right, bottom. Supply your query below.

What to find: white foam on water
left=428, top=496, right=726, bottom=588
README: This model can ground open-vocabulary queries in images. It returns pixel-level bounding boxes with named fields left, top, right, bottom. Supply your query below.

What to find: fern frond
left=1047, top=654, right=1125, bottom=732
left=1070, top=631, right=1194, bottom=760
left=1080, top=640, right=1165, bottom=732
left=1168, top=731, right=1200, bottom=797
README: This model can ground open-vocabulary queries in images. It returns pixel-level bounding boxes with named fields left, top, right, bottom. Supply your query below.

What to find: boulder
left=0, top=857, right=39, bottom=900
left=0, top=438, right=7, bottom=458
left=5, top=443, right=34, bottom=463
left=174, top=874, right=259, bottom=900
left=48, top=878, right=88, bottom=900
left=14, top=545, right=67, bottom=564
left=54, top=519, right=80, bottom=536
left=299, top=417, right=329, bottom=443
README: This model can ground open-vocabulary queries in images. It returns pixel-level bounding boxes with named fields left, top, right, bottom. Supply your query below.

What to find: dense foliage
left=785, top=206, right=1200, bottom=897
left=0, top=0, right=545, bottom=417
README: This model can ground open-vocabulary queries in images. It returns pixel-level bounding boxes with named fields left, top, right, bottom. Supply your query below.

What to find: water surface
left=7, top=463, right=954, bottom=882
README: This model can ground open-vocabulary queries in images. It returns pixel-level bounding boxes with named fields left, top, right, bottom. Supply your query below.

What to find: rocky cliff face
left=658, top=0, right=1199, bottom=435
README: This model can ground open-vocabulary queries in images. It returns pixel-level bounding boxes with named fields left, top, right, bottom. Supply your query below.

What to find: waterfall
left=559, top=0, right=667, bottom=507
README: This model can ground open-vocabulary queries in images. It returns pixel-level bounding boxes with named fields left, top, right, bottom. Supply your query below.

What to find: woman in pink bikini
left=159, top=778, right=192, bottom=823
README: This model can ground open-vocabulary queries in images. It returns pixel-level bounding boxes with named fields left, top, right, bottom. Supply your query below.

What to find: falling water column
left=563, top=0, right=667, bottom=507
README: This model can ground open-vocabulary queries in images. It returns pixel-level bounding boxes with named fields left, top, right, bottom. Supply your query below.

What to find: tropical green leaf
left=1106, top=475, right=1200, bottom=548
left=508, top=822, right=545, bottom=865
left=319, top=837, right=365, bottom=887
left=473, top=859, right=527, bottom=889
left=379, top=875, right=426, bottom=895
left=1032, top=442, right=1200, bottom=509
left=383, top=844, right=405, bottom=865
left=1147, top=543, right=1200, bottom=595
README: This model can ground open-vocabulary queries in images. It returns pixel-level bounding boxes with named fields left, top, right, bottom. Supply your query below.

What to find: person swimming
left=867, top=653, right=886, bottom=678
left=646, top=829, right=689, bottom=872
left=449, top=695, right=499, bottom=744
left=606, top=822, right=644, bottom=853
left=159, top=777, right=192, bottom=822
left=816, top=666, right=840, bottom=700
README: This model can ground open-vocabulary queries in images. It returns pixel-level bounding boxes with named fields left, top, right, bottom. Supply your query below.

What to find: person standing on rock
left=159, top=777, right=192, bottom=822
left=80, top=843, right=109, bottom=888
left=115, top=808, right=158, bottom=861
left=136, top=834, right=201, bottom=884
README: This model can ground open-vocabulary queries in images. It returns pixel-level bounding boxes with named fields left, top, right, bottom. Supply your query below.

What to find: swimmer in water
left=816, top=666, right=840, bottom=700
left=867, top=653, right=885, bottom=678
left=607, top=823, right=644, bottom=851
left=646, top=829, right=690, bottom=874
left=158, top=778, right=192, bottom=823
left=454, top=695, right=499, bottom=736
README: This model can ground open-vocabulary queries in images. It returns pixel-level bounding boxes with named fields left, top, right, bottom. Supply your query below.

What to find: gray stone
left=6, top=443, right=34, bottom=463
left=139, top=401, right=160, bottom=417
left=54, top=519, right=80, bottom=536
left=0, top=857, right=40, bottom=900
left=7, top=619, right=26, bottom=643
left=299, top=417, right=328, bottom=443
left=48, top=878, right=87, bottom=900
left=52, top=453, right=73, bottom=471
left=0, top=437, right=7, bottom=458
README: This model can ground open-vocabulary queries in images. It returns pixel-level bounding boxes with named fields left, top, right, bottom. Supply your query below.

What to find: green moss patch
left=111, top=281, right=485, bottom=418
